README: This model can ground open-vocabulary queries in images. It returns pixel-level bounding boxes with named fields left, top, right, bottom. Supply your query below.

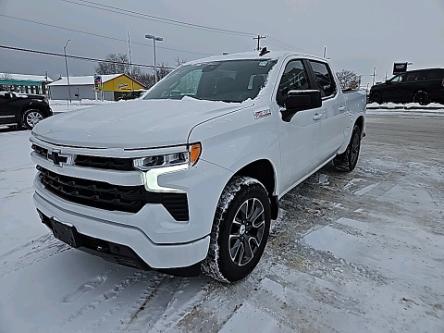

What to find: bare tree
left=175, top=57, right=187, bottom=67
left=156, top=63, right=171, bottom=80
left=96, top=53, right=131, bottom=75
left=336, top=70, right=360, bottom=91
left=95, top=53, right=172, bottom=89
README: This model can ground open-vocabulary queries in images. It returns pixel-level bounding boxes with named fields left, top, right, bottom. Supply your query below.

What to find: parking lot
left=0, top=112, right=443, bottom=332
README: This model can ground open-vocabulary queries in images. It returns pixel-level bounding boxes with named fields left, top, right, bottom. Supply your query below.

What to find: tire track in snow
left=63, top=270, right=151, bottom=323
left=80, top=272, right=166, bottom=332
left=124, top=276, right=210, bottom=332
left=0, top=234, right=71, bottom=278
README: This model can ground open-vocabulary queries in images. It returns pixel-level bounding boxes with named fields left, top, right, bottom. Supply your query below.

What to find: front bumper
left=34, top=189, right=210, bottom=269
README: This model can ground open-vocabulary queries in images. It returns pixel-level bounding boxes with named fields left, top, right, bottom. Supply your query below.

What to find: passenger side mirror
left=281, top=90, right=322, bottom=122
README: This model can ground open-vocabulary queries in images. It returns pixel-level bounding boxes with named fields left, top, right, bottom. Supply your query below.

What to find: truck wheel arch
left=230, top=159, right=279, bottom=220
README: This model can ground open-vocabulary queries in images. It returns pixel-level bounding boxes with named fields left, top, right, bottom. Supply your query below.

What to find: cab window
left=308, top=61, right=336, bottom=97
left=276, top=60, right=310, bottom=106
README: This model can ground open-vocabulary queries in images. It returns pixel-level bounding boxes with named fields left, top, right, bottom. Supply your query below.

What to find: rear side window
left=426, top=70, right=444, bottom=80
left=276, top=60, right=310, bottom=106
left=309, top=61, right=336, bottom=97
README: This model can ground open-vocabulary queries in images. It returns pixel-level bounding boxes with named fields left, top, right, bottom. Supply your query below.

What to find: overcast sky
left=0, top=0, right=443, bottom=84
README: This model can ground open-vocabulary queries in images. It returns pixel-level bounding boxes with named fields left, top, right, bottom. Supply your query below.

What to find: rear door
left=0, top=93, right=17, bottom=125
left=276, top=58, right=320, bottom=192
left=307, top=60, right=345, bottom=162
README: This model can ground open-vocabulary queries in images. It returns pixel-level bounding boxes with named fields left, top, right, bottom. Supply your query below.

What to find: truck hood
left=33, top=99, right=246, bottom=149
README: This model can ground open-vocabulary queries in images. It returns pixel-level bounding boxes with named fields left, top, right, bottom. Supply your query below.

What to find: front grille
left=75, top=155, right=134, bottom=171
left=37, top=166, right=189, bottom=220
left=32, top=144, right=48, bottom=158
left=38, top=166, right=146, bottom=213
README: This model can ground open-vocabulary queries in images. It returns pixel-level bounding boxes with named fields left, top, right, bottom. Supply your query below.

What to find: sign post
left=94, top=74, right=102, bottom=101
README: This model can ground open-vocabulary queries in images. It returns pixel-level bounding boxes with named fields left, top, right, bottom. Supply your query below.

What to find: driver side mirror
left=281, top=90, right=322, bottom=122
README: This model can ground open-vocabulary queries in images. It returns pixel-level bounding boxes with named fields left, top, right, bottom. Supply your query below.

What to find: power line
left=0, top=14, right=211, bottom=57
left=56, top=0, right=257, bottom=37
left=0, top=44, right=175, bottom=70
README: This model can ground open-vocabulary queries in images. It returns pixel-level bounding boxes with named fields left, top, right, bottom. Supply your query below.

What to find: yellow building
left=101, top=73, right=146, bottom=100
left=48, top=73, right=146, bottom=101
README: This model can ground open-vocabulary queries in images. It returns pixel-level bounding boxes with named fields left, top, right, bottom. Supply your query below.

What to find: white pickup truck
left=31, top=51, right=366, bottom=282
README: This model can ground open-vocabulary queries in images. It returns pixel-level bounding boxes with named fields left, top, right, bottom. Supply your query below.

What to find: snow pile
left=367, top=102, right=444, bottom=110
left=49, top=99, right=117, bottom=113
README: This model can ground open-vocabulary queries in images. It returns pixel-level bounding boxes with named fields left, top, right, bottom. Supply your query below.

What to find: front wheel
left=23, top=109, right=44, bottom=129
left=201, top=176, right=271, bottom=283
left=333, top=125, right=362, bottom=172
left=413, top=91, right=429, bottom=106
left=371, top=92, right=383, bottom=104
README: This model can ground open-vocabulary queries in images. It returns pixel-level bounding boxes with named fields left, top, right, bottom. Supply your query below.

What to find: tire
left=23, top=109, right=45, bottom=129
left=333, top=125, right=361, bottom=172
left=413, top=91, right=429, bottom=106
left=201, top=176, right=271, bottom=283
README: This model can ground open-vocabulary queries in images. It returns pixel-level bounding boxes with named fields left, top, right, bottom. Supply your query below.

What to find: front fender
left=188, top=104, right=281, bottom=193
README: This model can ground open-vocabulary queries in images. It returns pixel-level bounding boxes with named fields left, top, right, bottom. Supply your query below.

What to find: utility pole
left=128, top=31, right=134, bottom=93
left=64, top=39, right=71, bottom=103
left=323, top=46, right=327, bottom=58
left=372, top=67, right=376, bottom=86
left=127, top=32, right=133, bottom=69
left=253, top=35, right=266, bottom=51
left=145, top=34, right=163, bottom=83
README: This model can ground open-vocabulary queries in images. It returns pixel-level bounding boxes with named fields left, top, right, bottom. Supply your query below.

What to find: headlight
left=135, top=143, right=202, bottom=193
left=133, top=143, right=201, bottom=171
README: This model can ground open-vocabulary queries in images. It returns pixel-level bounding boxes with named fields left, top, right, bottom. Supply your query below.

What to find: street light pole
left=64, top=39, right=72, bottom=103
left=145, top=34, right=164, bottom=83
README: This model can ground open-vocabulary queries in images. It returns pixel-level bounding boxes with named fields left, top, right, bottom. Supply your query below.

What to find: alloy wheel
left=26, top=111, right=43, bottom=128
left=229, top=198, right=266, bottom=267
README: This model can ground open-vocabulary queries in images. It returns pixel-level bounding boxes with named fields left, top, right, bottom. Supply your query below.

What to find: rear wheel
left=201, top=176, right=271, bottom=283
left=333, top=125, right=361, bottom=172
left=23, top=109, right=44, bottom=129
left=413, top=91, right=429, bottom=106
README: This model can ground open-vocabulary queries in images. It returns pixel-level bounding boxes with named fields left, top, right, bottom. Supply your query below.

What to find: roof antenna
left=259, top=47, right=270, bottom=56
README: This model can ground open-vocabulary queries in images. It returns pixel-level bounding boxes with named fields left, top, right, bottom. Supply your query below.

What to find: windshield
left=144, top=59, right=277, bottom=103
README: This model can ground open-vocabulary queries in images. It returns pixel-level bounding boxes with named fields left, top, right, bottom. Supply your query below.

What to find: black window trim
left=306, top=59, right=338, bottom=101
left=275, top=57, right=316, bottom=107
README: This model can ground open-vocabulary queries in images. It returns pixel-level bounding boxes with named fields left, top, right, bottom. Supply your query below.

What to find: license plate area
left=50, top=220, right=79, bottom=248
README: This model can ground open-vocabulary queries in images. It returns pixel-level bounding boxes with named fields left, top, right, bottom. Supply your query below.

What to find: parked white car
left=31, top=51, right=366, bottom=282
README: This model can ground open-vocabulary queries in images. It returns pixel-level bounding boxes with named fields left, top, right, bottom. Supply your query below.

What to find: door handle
left=313, top=113, right=322, bottom=120
left=339, top=106, right=346, bottom=112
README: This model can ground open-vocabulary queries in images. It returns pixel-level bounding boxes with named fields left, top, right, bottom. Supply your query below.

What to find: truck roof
left=186, top=50, right=328, bottom=65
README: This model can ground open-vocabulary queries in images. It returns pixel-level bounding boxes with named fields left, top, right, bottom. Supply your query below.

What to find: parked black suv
left=0, top=91, right=52, bottom=129
left=369, top=68, right=444, bottom=105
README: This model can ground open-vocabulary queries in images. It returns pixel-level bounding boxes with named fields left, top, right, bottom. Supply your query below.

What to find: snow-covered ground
left=0, top=114, right=443, bottom=332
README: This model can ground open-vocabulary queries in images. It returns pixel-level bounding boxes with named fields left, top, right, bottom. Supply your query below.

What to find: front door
left=0, top=93, right=17, bottom=125
left=276, top=59, right=321, bottom=193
